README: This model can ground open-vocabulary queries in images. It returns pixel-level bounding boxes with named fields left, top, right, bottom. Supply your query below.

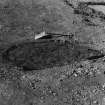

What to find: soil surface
left=0, top=0, right=105, bottom=105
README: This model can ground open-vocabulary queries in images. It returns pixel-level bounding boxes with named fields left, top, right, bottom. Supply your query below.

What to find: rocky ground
left=1, top=0, right=105, bottom=105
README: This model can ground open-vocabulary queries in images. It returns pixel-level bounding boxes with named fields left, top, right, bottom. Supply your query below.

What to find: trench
left=2, top=38, right=104, bottom=71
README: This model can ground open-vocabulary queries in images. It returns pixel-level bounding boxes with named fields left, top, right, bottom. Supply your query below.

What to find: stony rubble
left=0, top=57, right=105, bottom=104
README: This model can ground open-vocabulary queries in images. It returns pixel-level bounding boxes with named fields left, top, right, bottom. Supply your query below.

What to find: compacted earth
left=1, top=0, right=105, bottom=105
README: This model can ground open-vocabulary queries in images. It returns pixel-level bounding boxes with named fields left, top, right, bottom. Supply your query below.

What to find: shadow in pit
left=2, top=40, right=104, bottom=71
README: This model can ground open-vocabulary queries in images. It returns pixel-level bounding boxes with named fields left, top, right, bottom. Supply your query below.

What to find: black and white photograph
left=0, top=0, right=105, bottom=105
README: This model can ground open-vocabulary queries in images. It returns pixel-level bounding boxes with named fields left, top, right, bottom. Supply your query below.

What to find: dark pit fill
left=2, top=40, right=103, bottom=71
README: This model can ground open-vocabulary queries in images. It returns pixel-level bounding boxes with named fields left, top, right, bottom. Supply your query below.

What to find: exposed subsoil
left=0, top=0, right=105, bottom=105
